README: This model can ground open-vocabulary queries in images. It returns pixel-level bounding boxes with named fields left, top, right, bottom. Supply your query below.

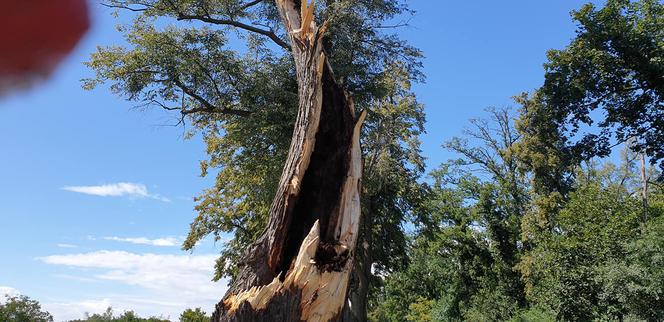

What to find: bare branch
left=238, top=0, right=264, bottom=12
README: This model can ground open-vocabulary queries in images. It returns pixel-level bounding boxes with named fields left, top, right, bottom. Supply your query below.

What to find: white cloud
left=44, top=297, right=184, bottom=322
left=38, top=251, right=226, bottom=321
left=62, top=183, right=148, bottom=197
left=103, top=236, right=180, bottom=247
left=52, top=274, right=97, bottom=283
left=62, top=183, right=170, bottom=202
left=56, top=243, right=78, bottom=248
left=44, top=299, right=112, bottom=322
left=0, top=286, right=19, bottom=299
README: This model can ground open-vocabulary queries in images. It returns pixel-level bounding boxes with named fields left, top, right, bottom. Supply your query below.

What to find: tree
left=206, top=2, right=366, bottom=318
left=443, top=107, right=529, bottom=312
left=68, top=307, right=170, bottom=321
left=371, top=105, right=664, bottom=321
left=522, top=179, right=641, bottom=321
left=179, top=308, right=210, bottom=322
left=370, top=109, right=529, bottom=321
left=512, top=92, right=578, bottom=238
left=85, top=0, right=422, bottom=321
left=596, top=186, right=664, bottom=321
left=538, top=0, right=664, bottom=173
left=371, top=163, right=521, bottom=322
left=0, top=295, right=53, bottom=322
left=346, top=64, right=426, bottom=321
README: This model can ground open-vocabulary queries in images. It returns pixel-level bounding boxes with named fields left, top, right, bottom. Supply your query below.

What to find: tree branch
left=101, top=1, right=155, bottom=12
left=171, top=78, right=252, bottom=117
left=238, top=0, right=264, bottom=12
left=176, top=13, right=291, bottom=50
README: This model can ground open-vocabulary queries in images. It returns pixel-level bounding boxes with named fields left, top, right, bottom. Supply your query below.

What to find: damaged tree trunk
left=212, top=1, right=366, bottom=321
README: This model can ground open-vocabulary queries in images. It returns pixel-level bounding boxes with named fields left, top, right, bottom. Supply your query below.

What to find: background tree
left=537, top=0, right=664, bottom=173
left=371, top=105, right=664, bottom=321
left=68, top=307, right=170, bottom=322
left=371, top=108, right=531, bottom=321
left=179, top=308, right=210, bottom=322
left=347, top=64, right=426, bottom=321
left=513, top=92, right=578, bottom=236
left=598, top=209, right=664, bottom=321
left=0, top=295, right=53, bottom=322
left=522, top=169, right=641, bottom=321
left=514, top=2, right=664, bottom=308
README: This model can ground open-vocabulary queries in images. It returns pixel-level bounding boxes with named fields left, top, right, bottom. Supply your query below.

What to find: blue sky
left=0, top=1, right=598, bottom=321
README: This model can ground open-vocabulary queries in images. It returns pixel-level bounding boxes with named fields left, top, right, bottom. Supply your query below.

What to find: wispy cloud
left=56, top=243, right=78, bottom=248
left=52, top=274, right=97, bottom=283
left=44, top=297, right=185, bottom=322
left=103, top=236, right=180, bottom=247
left=44, top=298, right=112, bottom=322
left=62, top=183, right=170, bottom=202
left=38, top=250, right=225, bottom=321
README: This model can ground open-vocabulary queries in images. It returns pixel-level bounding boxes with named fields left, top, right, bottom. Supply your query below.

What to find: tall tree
left=347, top=64, right=426, bottom=321
left=371, top=108, right=530, bottom=321
left=538, top=0, right=664, bottom=173
left=84, top=0, right=423, bottom=320
left=512, top=92, right=578, bottom=244
left=444, top=108, right=528, bottom=306
left=515, top=0, right=664, bottom=285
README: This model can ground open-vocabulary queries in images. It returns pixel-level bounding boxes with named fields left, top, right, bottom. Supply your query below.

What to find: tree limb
left=176, top=13, right=291, bottom=50
left=171, top=78, right=252, bottom=117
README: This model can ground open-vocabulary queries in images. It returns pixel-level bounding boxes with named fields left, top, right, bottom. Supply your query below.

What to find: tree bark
left=212, top=1, right=366, bottom=321
left=342, top=203, right=372, bottom=322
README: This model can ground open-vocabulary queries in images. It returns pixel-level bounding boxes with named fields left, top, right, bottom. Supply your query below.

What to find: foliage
left=371, top=103, right=664, bottom=321
left=83, top=0, right=664, bottom=321
left=370, top=108, right=529, bottom=322
left=370, top=164, right=524, bottom=322
left=84, top=1, right=425, bottom=290
left=360, top=64, right=427, bottom=278
left=596, top=210, right=664, bottom=321
left=68, top=307, right=169, bottom=322
left=513, top=92, right=577, bottom=237
left=522, top=177, right=642, bottom=321
left=179, top=307, right=209, bottom=322
left=538, top=0, right=664, bottom=172
left=368, top=237, right=454, bottom=322
left=0, top=295, right=53, bottom=322
left=506, top=307, right=556, bottom=322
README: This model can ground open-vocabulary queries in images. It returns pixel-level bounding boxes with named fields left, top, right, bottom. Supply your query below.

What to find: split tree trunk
left=212, top=1, right=366, bottom=321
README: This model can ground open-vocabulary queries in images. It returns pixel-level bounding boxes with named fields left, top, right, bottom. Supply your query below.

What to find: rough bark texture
left=342, top=201, right=372, bottom=322
left=212, top=1, right=366, bottom=321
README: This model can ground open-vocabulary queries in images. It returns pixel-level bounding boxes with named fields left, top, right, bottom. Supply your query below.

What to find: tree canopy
left=0, top=295, right=53, bottom=322
left=537, top=0, right=663, bottom=173
left=85, top=0, right=425, bottom=319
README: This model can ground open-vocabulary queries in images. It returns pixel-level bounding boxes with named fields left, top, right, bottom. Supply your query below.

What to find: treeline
left=368, top=109, right=663, bottom=321
left=368, top=0, right=664, bottom=320
left=0, top=295, right=209, bottom=322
